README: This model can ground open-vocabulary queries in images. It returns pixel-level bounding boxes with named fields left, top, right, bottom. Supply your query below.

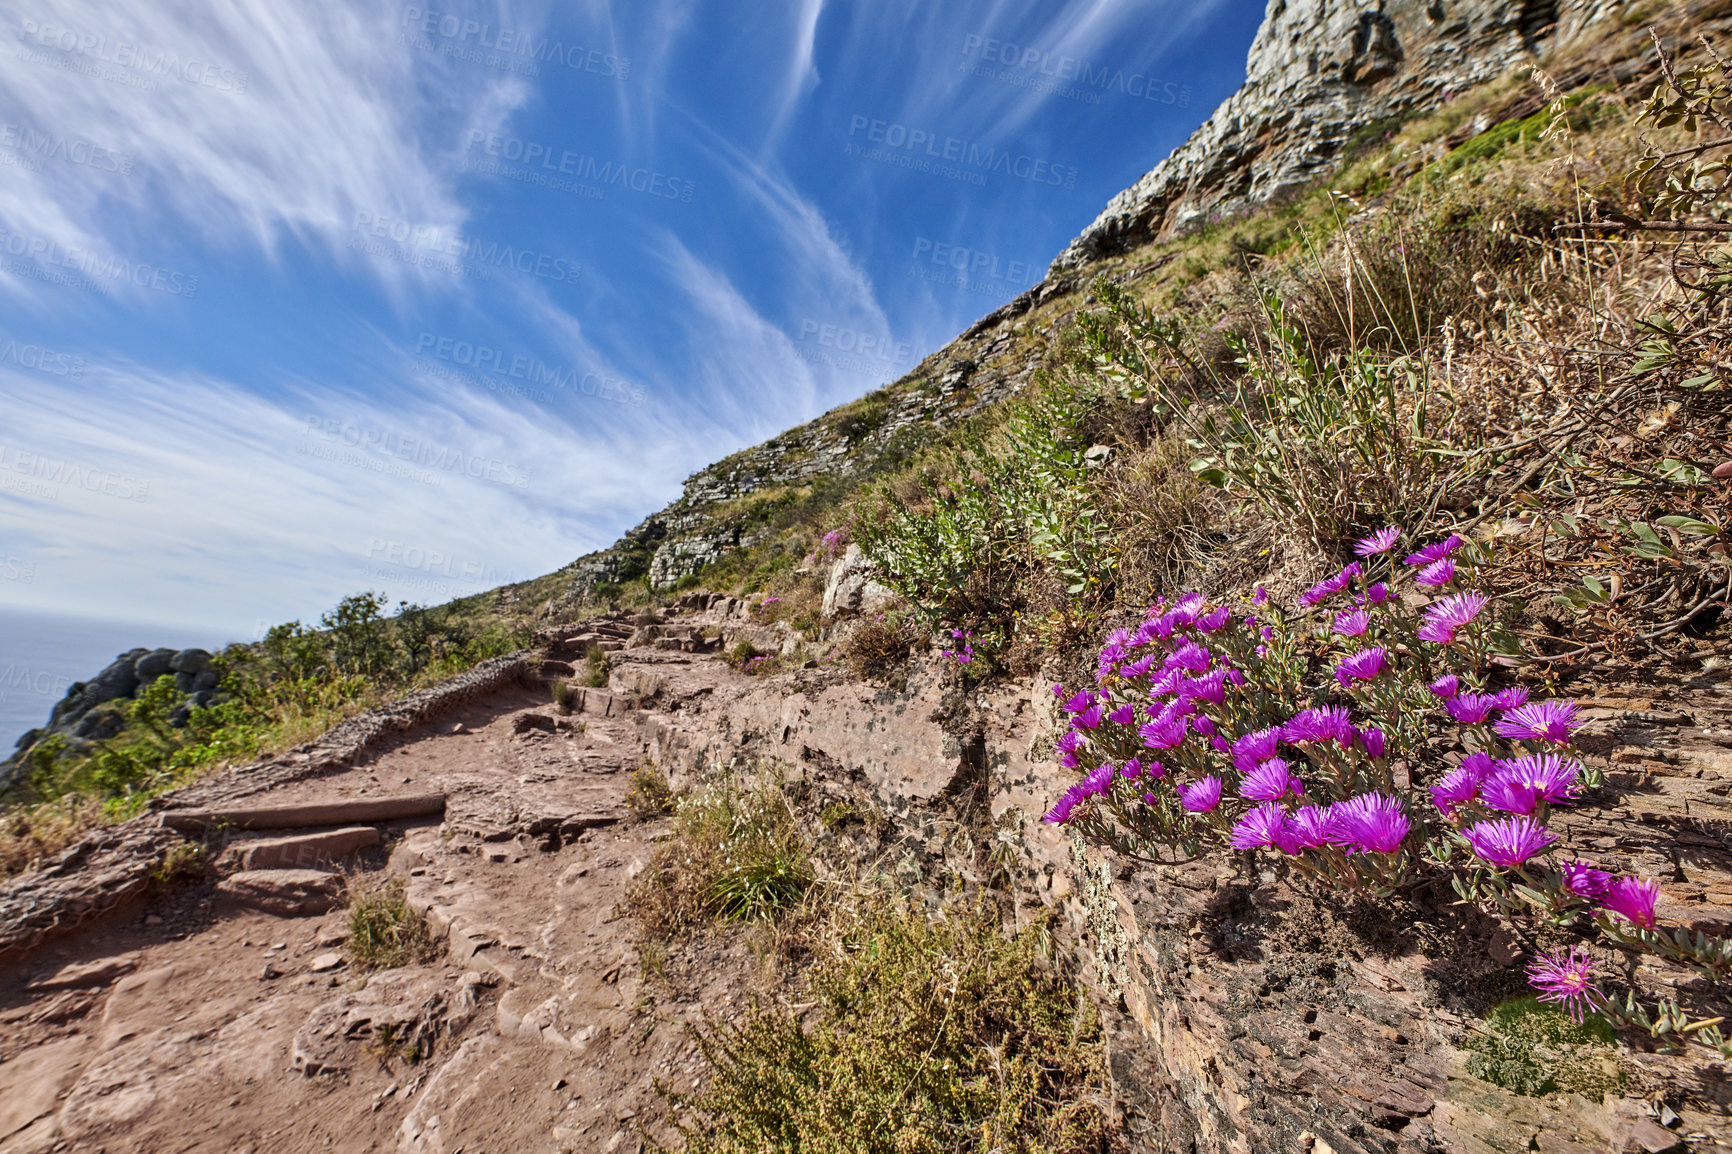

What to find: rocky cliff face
left=1050, top=0, right=1623, bottom=268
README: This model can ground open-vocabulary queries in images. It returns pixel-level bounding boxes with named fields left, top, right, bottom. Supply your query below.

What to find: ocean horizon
left=0, top=606, right=241, bottom=756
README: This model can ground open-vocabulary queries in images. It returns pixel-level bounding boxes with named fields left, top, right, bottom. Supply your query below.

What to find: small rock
left=452, top=722, right=468, bottom=734
left=1629, top=1118, right=1684, bottom=1152
left=553, top=1077, right=568, bottom=1091
left=309, top=953, right=345, bottom=973
left=261, top=962, right=283, bottom=980
left=1714, top=460, right=1732, bottom=478
left=143, top=915, right=163, bottom=926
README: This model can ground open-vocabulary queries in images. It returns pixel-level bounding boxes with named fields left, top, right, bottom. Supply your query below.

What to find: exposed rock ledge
left=1050, top=0, right=1631, bottom=270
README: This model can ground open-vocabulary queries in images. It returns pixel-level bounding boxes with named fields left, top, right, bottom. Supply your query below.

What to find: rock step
left=217, top=869, right=344, bottom=916
left=159, top=792, right=446, bottom=834
left=223, top=826, right=382, bottom=871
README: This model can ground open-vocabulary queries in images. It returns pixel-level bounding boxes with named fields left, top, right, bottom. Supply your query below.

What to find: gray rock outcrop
left=1050, top=0, right=1623, bottom=269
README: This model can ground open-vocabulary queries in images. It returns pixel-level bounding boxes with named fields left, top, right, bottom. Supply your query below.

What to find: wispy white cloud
left=0, top=0, right=530, bottom=295
left=0, top=355, right=691, bottom=633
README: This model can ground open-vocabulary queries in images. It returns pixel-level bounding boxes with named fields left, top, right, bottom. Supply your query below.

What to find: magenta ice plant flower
left=1334, top=608, right=1370, bottom=637
left=1180, top=777, right=1223, bottom=813
left=1073, top=704, right=1104, bottom=729
left=1240, top=759, right=1305, bottom=802
left=1120, top=758, right=1143, bottom=780
left=1301, top=562, right=1363, bottom=606
left=1405, top=534, right=1465, bottom=566
left=1334, top=647, right=1388, bottom=688
left=1366, top=581, right=1393, bottom=605
left=1600, top=876, right=1659, bottom=928
left=1491, top=686, right=1530, bottom=712
left=1494, top=700, right=1581, bottom=746
left=1055, top=730, right=1084, bottom=755
left=1490, top=753, right=1582, bottom=807
left=1417, top=592, right=1488, bottom=644
left=1042, top=782, right=1088, bottom=824
left=1274, top=805, right=1333, bottom=854
left=1198, top=606, right=1232, bottom=633
left=1463, top=815, right=1556, bottom=868
left=1284, top=706, right=1355, bottom=747
left=1139, top=718, right=1189, bottom=751
left=1526, top=947, right=1604, bottom=1023
left=1416, top=557, right=1458, bottom=587
left=1166, top=641, right=1213, bottom=673
left=1230, top=802, right=1288, bottom=849
left=1355, top=526, right=1402, bottom=556
left=1063, top=689, right=1094, bottom=714
left=1183, top=668, right=1230, bottom=705
left=1327, top=794, right=1411, bottom=854
left=1107, top=703, right=1138, bottom=726
left=1428, top=674, right=1461, bottom=699
left=1360, top=727, right=1386, bottom=759
left=1233, top=727, right=1283, bottom=771
left=1445, top=692, right=1499, bottom=725
left=1431, top=764, right=1483, bottom=818
left=1559, top=860, right=1613, bottom=901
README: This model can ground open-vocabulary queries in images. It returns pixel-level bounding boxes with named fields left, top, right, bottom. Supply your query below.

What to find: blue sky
left=0, top=0, right=1264, bottom=640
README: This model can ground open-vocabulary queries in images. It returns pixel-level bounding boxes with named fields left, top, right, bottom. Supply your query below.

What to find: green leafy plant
left=1463, top=997, right=1624, bottom=1098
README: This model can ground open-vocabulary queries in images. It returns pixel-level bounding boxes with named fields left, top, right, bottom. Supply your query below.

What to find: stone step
left=160, top=792, right=446, bottom=834
left=223, top=826, right=382, bottom=871
left=216, top=869, right=343, bottom=916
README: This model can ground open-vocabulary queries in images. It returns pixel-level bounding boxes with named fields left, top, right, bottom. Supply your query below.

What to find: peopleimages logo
left=400, top=8, right=629, bottom=79
left=0, top=226, right=198, bottom=298
left=416, top=333, right=646, bottom=407
left=302, top=416, right=533, bottom=489
left=0, top=443, right=150, bottom=502
left=350, top=212, right=580, bottom=287
left=0, top=121, right=133, bottom=175
left=0, top=556, right=37, bottom=584
left=910, top=238, right=1034, bottom=286
left=959, top=35, right=1190, bottom=107
left=463, top=130, right=694, bottom=203
left=0, top=335, right=85, bottom=380
left=365, top=538, right=524, bottom=586
left=844, top=115, right=1076, bottom=189
left=14, top=17, right=248, bottom=93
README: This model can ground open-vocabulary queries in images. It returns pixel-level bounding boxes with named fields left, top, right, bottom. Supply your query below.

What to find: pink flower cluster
left=941, top=628, right=975, bottom=665
left=1039, top=527, right=1672, bottom=1006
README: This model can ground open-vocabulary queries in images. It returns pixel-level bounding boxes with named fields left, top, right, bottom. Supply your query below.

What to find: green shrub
left=580, top=643, right=610, bottom=688
left=664, top=902, right=1115, bottom=1153
left=851, top=378, right=1115, bottom=624
left=627, top=763, right=675, bottom=820
left=1081, top=281, right=1475, bottom=554
left=1463, top=997, right=1624, bottom=1099
left=346, top=876, right=439, bottom=970
left=625, top=776, right=810, bottom=936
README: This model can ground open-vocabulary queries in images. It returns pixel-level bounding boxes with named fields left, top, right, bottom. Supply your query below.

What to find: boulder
left=216, top=869, right=343, bottom=916
left=168, top=648, right=213, bottom=676
left=132, top=648, right=177, bottom=681
left=821, top=544, right=898, bottom=621
left=71, top=705, right=127, bottom=741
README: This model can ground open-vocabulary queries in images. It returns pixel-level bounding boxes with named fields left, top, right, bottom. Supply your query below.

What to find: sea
left=0, top=606, right=241, bottom=755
